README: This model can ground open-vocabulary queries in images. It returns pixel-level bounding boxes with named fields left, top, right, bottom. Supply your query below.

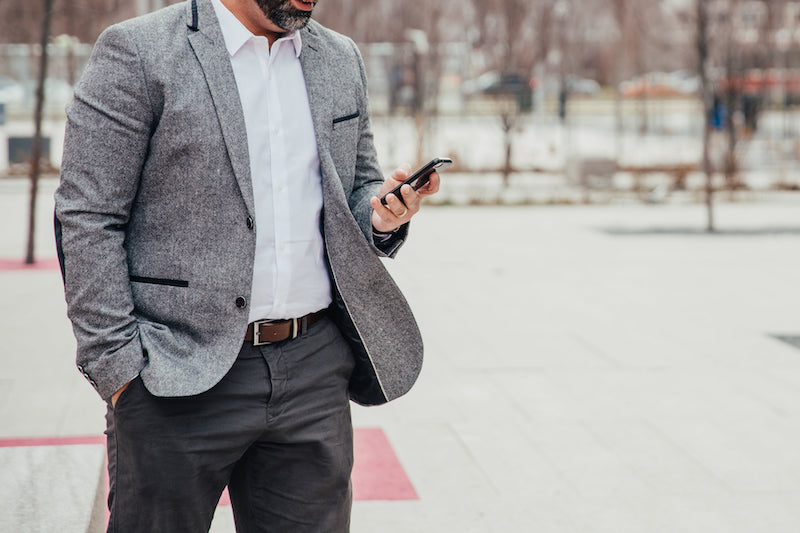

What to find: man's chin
left=276, top=13, right=311, bottom=32
left=255, top=0, right=314, bottom=32
left=271, top=7, right=313, bottom=31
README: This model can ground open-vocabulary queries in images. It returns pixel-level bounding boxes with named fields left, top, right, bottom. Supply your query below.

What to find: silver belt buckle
left=252, top=319, right=272, bottom=346
left=252, top=318, right=299, bottom=346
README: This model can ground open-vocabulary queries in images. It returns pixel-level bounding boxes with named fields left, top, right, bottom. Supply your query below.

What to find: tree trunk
left=501, top=113, right=515, bottom=188
left=723, top=49, right=740, bottom=190
left=25, top=0, right=54, bottom=264
left=696, top=0, right=714, bottom=232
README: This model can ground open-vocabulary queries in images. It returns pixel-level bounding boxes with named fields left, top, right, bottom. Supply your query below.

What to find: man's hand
left=111, top=380, right=132, bottom=408
left=370, top=164, right=440, bottom=233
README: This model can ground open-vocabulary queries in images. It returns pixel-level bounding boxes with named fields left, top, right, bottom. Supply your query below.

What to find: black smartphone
left=380, top=157, right=453, bottom=207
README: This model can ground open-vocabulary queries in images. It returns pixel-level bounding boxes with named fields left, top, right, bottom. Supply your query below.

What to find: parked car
left=40, top=78, right=74, bottom=105
left=462, top=71, right=533, bottom=96
left=0, top=77, right=75, bottom=119
left=565, top=76, right=601, bottom=96
left=619, top=71, right=699, bottom=97
left=0, top=76, right=24, bottom=104
left=462, top=71, right=535, bottom=110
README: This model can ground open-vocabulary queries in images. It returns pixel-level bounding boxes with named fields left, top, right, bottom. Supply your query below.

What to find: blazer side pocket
left=130, top=275, right=189, bottom=288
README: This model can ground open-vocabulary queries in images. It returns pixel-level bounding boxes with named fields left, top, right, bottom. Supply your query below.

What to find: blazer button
left=246, top=216, right=254, bottom=230
left=236, top=297, right=247, bottom=308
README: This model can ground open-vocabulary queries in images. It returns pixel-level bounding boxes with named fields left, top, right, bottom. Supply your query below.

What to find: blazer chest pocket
left=332, top=111, right=359, bottom=127
left=330, top=111, right=359, bottom=185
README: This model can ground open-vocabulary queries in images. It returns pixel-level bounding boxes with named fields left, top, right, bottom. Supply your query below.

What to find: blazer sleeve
left=345, top=38, right=408, bottom=258
left=54, top=23, right=154, bottom=401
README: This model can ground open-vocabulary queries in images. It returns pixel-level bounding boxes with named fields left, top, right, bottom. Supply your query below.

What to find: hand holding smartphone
left=380, top=157, right=452, bottom=207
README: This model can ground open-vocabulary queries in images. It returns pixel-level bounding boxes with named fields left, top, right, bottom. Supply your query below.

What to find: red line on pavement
left=0, top=435, right=105, bottom=447
left=0, top=428, right=418, bottom=502
left=0, top=257, right=61, bottom=271
left=352, top=427, right=418, bottom=501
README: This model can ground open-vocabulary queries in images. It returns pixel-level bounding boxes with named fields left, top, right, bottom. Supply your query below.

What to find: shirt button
left=236, top=297, right=247, bottom=308
left=246, top=216, right=254, bottom=230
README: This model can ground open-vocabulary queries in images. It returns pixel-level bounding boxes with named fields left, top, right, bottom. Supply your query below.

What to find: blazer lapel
left=185, top=0, right=255, bottom=216
left=299, top=25, right=333, bottom=171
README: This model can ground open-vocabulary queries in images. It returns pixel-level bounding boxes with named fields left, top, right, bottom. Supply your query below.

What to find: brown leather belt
left=244, top=309, right=327, bottom=346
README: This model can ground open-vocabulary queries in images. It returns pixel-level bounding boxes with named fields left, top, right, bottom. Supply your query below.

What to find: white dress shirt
left=211, top=0, right=331, bottom=322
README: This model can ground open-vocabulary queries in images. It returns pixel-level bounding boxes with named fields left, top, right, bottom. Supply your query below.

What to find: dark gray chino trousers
left=104, top=317, right=355, bottom=532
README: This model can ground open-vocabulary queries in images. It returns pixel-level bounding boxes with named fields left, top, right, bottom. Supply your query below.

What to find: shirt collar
left=210, top=0, right=303, bottom=58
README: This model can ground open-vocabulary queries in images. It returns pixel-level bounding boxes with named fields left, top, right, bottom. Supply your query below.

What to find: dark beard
left=254, top=0, right=315, bottom=32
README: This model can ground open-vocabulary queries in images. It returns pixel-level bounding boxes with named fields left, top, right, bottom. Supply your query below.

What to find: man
left=54, top=0, right=438, bottom=529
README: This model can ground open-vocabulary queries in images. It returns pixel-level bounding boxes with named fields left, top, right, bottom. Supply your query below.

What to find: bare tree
left=26, top=0, right=55, bottom=264
left=471, top=0, right=541, bottom=187
left=0, top=0, right=136, bottom=46
left=608, top=0, right=629, bottom=158
left=716, top=0, right=774, bottom=191
left=607, top=0, right=668, bottom=139
left=696, top=0, right=715, bottom=232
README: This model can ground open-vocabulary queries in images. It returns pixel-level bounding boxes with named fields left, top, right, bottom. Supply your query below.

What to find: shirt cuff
left=372, top=224, right=407, bottom=257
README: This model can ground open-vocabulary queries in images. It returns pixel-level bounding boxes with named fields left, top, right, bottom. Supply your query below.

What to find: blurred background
left=3, top=4, right=800, bottom=531
left=1, top=0, right=799, bottom=223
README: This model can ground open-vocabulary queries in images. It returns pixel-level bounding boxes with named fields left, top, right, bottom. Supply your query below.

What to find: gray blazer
left=54, top=0, right=422, bottom=406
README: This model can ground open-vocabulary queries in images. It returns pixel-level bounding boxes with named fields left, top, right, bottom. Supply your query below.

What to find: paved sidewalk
left=2, top=177, right=800, bottom=531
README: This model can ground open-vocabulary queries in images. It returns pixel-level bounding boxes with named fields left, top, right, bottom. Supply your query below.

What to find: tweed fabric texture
left=55, top=0, right=422, bottom=404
